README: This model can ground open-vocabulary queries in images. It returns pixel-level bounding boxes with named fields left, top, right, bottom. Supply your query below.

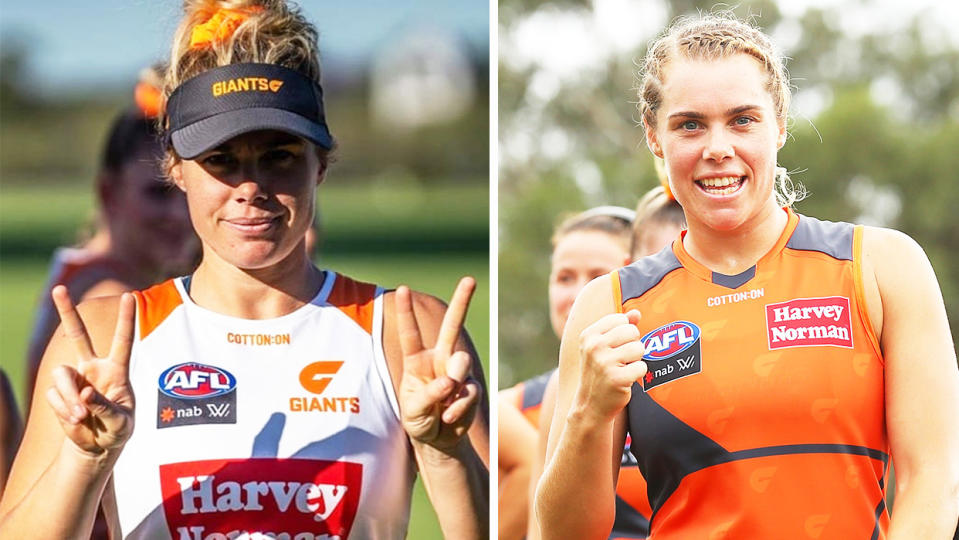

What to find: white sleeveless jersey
left=112, top=271, right=414, bottom=540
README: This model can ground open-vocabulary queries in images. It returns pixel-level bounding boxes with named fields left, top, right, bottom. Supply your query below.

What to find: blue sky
left=0, top=0, right=489, bottom=95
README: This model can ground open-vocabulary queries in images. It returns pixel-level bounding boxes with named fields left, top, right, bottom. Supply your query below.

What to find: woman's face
left=171, top=130, right=324, bottom=271
left=646, top=54, right=786, bottom=233
left=548, top=230, right=628, bottom=338
left=105, top=144, right=195, bottom=273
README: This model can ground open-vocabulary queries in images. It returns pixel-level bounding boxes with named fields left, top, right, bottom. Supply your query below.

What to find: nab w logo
left=206, top=403, right=231, bottom=418
left=299, top=361, right=344, bottom=394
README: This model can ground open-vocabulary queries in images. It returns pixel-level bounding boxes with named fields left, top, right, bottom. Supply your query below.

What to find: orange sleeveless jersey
left=614, top=209, right=887, bottom=539
left=509, top=370, right=652, bottom=539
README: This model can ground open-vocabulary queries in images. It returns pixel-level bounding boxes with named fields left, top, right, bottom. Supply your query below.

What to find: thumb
left=625, top=309, right=642, bottom=326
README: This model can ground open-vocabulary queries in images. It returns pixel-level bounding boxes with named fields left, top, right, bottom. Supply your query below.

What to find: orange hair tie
left=189, top=6, right=264, bottom=50
left=134, top=81, right=164, bottom=118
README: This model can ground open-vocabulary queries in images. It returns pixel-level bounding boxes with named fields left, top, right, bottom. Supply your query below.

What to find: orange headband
left=189, top=6, right=264, bottom=50
left=134, top=81, right=164, bottom=118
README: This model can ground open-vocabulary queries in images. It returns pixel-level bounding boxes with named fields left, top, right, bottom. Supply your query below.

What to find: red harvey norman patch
left=160, top=458, right=362, bottom=539
left=765, top=296, right=853, bottom=350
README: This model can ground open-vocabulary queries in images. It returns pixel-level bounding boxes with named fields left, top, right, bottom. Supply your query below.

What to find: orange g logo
left=299, top=361, right=344, bottom=394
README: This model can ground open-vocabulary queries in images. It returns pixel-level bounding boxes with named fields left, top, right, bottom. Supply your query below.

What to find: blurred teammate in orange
left=537, top=12, right=959, bottom=539
left=501, top=191, right=684, bottom=540
left=24, top=65, right=198, bottom=404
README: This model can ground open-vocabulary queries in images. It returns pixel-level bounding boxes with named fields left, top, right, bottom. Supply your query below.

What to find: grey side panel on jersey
left=787, top=214, right=855, bottom=261
left=619, top=246, right=684, bottom=304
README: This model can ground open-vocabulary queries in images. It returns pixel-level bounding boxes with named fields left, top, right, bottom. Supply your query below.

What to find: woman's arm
left=525, top=371, right=557, bottom=540
left=864, top=227, right=959, bottom=539
left=0, top=289, right=135, bottom=538
left=383, top=278, right=489, bottom=539
left=497, top=391, right=538, bottom=540
left=536, top=275, right=645, bottom=540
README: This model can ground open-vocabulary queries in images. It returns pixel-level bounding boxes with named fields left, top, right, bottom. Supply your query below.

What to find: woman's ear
left=170, top=162, right=186, bottom=192
left=644, top=117, right=664, bottom=158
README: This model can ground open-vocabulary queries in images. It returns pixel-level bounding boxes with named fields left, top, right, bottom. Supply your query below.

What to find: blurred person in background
left=498, top=205, right=648, bottom=539
left=24, top=64, right=198, bottom=406
left=0, top=1, right=488, bottom=538
left=505, top=189, right=684, bottom=540
left=537, top=12, right=959, bottom=539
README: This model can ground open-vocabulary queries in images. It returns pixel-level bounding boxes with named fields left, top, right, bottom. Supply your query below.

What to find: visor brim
left=170, top=107, right=333, bottom=159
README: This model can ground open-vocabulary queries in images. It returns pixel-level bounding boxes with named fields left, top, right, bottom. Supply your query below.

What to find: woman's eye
left=263, top=149, right=295, bottom=163
left=682, top=120, right=699, bottom=131
left=202, top=153, right=235, bottom=168
left=734, top=116, right=754, bottom=126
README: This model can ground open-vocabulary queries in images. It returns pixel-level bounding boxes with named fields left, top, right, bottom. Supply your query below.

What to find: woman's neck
left=189, top=245, right=324, bottom=319
left=682, top=202, right=788, bottom=276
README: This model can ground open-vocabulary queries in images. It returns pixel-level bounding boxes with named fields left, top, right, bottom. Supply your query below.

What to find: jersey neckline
left=672, top=208, right=799, bottom=289
left=170, top=269, right=336, bottom=326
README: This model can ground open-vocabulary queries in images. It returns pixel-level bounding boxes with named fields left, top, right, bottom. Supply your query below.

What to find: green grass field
left=0, top=180, right=489, bottom=539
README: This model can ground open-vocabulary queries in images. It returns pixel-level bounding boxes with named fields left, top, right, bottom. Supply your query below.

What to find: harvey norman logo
left=765, top=296, right=853, bottom=350
left=160, top=458, right=361, bottom=540
left=212, top=77, right=284, bottom=97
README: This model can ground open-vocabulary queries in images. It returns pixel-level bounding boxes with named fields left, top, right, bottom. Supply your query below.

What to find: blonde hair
left=639, top=12, right=804, bottom=207
left=161, top=0, right=329, bottom=171
left=630, top=186, right=686, bottom=258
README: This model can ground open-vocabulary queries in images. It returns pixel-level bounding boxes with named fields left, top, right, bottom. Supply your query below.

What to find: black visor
left=165, top=63, right=333, bottom=159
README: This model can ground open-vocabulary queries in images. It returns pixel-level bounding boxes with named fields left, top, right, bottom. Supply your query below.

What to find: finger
left=51, top=365, right=86, bottom=422
left=434, top=277, right=475, bottom=356
left=80, top=385, right=118, bottom=420
left=582, top=312, right=631, bottom=339
left=625, top=309, right=642, bottom=326
left=52, top=285, right=95, bottom=362
left=444, top=350, right=471, bottom=384
left=395, top=286, right=425, bottom=358
left=621, top=359, right=649, bottom=383
left=602, top=323, right=642, bottom=348
left=109, top=293, right=136, bottom=367
left=441, top=380, right=479, bottom=424
left=416, top=374, right=458, bottom=409
left=611, top=340, right=648, bottom=365
left=46, top=386, right=81, bottom=425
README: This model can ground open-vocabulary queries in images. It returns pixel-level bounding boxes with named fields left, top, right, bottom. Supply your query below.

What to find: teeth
left=699, top=176, right=741, bottom=187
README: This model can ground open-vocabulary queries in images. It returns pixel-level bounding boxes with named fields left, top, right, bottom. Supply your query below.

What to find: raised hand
left=574, top=309, right=648, bottom=422
left=396, top=277, right=481, bottom=451
left=45, top=286, right=136, bottom=455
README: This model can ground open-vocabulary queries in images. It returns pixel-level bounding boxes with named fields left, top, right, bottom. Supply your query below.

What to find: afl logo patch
left=641, top=321, right=700, bottom=360
left=157, top=363, right=237, bottom=429
left=639, top=321, right=703, bottom=391
left=158, top=363, right=237, bottom=399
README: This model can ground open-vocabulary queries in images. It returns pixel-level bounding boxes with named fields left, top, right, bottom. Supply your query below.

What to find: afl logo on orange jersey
left=640, top=321, right=703, bottom=391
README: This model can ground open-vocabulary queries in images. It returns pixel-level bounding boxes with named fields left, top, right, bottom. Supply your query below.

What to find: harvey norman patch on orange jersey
left=765, top=296, right=853, bottom=350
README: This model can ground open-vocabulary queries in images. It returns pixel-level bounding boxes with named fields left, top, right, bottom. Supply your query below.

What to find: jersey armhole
left=852, top=225, right=884, bottom=361
left=610, top=270, right=624, bottom=314
left=372, top=288, right=402, bottom=420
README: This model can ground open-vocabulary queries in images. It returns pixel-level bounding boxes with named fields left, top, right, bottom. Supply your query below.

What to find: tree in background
left=499, top=0, right=959, bottom=386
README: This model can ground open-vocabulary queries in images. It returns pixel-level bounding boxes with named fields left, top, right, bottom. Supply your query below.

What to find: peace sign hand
left=45, top=285, right=136, bottom=455
left=396, top=277, right=481, bottom=452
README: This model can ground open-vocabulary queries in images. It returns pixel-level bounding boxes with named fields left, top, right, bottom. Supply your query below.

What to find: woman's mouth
left=224, top=216, right=279, bottom=234
left=695, top=176, right=745, bottom=196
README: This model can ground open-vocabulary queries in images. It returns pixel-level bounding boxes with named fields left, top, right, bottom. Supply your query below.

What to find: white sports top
left=112, top=271, right=414, bottom=540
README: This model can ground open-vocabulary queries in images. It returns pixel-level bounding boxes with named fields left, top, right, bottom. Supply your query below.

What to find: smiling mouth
left=695, top=176, right=745, bottom=196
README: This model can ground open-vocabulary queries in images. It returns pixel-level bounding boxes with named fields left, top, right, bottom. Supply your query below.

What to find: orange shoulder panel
left=133, top=280, right=183, bottom=340
left=327, top=273, right=377, bottom=335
